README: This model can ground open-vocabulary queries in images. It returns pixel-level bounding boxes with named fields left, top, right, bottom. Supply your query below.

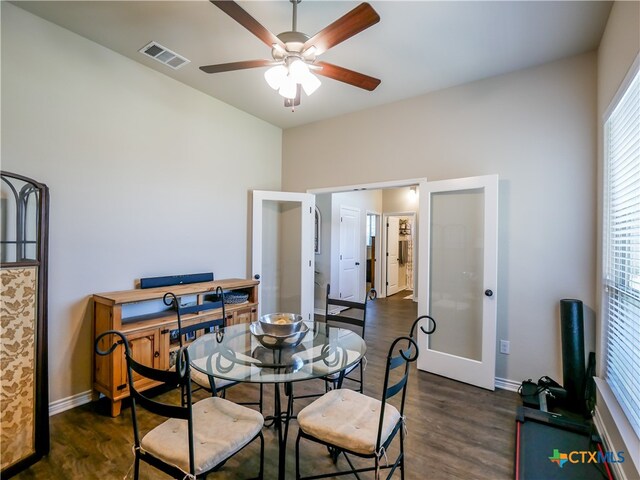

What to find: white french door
left=251, top=191, right=315, bottom=322
left=339, top=206, right=359, bottom=301
left=386, top=216, right=400, bottom=296
left=417, top=175, right=498, bottom=390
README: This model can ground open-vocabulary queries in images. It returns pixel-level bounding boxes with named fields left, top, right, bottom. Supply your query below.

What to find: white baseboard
left=49, top=389, right=93, bottom=416
left=495, top=376, right=521, bottom=392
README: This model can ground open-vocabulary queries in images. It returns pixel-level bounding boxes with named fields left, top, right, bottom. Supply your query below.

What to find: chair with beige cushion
left=95, top=330, right=264, bottom=480
left=164, top=289, right=263, bottom=412
left=293, top=284, right=368, bottom=410
left=295, top=335, right=419, bottom=480
left=322, top=283, right=368, bottom=392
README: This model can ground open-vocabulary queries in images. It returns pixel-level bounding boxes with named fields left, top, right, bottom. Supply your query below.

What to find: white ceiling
left=13, top=1, right=612, bottom=129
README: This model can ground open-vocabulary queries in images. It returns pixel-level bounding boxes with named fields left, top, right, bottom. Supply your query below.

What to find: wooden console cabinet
left=93, top=278, right=258, bottom=416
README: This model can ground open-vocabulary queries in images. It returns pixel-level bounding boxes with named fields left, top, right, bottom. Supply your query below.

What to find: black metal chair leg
left=331, top=446, right=340, bottom=464
left=259, top=384, right=264, bottom=413
left=134, top=455, right=140, bottom=480
left=295, top=432, right=302, bottom=480
left=258, top=431, right=265, bottom=480
left=400, top=425, right=405, bottom=480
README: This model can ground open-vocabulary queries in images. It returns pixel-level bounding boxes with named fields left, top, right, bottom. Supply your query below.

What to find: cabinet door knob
left=254, top=274, right=261, bottom=280
left=154, top=351, right=160, bottom=358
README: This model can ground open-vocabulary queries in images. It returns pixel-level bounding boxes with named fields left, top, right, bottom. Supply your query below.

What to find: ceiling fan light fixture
left=288, top=58, right=309, bottom=83
left=301, top=71, right=321, bottom=96
left=264, top=65, right=287, bottom=90
left=279, top=75, right=298, bottom=99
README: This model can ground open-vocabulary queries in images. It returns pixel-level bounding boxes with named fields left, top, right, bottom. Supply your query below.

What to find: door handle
left=254, top=274, right=260, bottom=280
left=355, top=262, right=360, bottom=266
left=484, top=289, right=494, bottom=297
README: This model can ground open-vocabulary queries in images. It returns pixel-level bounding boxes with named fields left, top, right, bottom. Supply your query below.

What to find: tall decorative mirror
left=1, top=172, right=50, bottom=477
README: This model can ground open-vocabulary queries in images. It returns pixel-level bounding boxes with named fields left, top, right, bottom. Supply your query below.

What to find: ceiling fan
left=200, top=0, right=381, bottom=109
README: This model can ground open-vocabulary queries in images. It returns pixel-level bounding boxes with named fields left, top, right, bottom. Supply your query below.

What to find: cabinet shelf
left=93, top=278, right=259, bottom=416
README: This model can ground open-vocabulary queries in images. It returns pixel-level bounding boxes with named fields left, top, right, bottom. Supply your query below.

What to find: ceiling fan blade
left=315, top=61, right=381, bottom=91
left=303, top=3, right=380, bottom=56
left=200, top=59, right=275, bottom=74
left=210, top=1, right=286, bottom=49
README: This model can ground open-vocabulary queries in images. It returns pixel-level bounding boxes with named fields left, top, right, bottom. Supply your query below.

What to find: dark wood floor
left=15, top=292, right=519, bottom=479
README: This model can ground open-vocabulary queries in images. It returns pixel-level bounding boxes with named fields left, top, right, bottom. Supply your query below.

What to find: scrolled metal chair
left=95, top=330, right=264, bottom=479
left=164, top=288, right=263, bottom=412
left=295, top=335, right=419, bottom=480
left=292, top=283, right=368, bottom=411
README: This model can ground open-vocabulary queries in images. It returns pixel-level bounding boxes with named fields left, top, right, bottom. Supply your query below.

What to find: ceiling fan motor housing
left=273, top=31, right=315, bottom=62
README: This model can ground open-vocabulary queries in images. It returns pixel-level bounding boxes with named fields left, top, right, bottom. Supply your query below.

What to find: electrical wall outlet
left=499, top=340, right=510, bottom=354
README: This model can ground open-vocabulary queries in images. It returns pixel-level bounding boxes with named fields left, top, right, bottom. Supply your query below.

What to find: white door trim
left=308, top=178, right=428, bottom=195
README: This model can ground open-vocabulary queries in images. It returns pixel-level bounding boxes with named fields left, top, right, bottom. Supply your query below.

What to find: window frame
left=597, top=52, right=640, bottom=475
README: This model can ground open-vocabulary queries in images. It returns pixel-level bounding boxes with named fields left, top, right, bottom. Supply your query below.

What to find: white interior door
left=386, top=216, right=400, bottom=296
left=252, top=191, right=315, bottom=322
left=417, top=175, right=498, bottom=390
left=339, top=206, right=359, bottom=301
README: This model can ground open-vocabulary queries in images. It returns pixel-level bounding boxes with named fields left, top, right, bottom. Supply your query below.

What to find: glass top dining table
left=187, top=321, right=367, bottom=385
left=187, top=321, right=367, bottom=480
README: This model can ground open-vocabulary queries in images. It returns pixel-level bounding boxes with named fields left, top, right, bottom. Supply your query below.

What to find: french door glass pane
left=260, top=200, right=302, bottom=315
left=429, top=188, right=484, bottom=361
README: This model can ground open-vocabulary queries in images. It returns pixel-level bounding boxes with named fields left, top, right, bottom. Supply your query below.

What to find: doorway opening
left=309, top=179, right=422, bottom=316
left=384, top=213, right=415, bottom=299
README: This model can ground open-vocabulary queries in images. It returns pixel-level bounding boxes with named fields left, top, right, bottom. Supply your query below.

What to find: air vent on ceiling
left=139, top=41, right=190, bottom=70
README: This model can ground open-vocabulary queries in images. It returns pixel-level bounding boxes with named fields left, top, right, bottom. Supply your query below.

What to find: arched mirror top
left=1, top=172, right=49, bottom=265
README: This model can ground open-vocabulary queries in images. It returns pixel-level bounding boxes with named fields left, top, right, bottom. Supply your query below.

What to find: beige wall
left=596, top=2, right=640, bottom=477
left=1, top=3, right=282, bottom=404
left=284, top=52, right=597, bottom=385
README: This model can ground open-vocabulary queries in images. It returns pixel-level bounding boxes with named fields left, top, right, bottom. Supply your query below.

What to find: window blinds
left=603, top=67, right=640, bottom=438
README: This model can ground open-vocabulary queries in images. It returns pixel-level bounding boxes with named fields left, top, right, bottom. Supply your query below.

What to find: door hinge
left=309, top=260, right=311, bottom=267
left=340, top=254, right=343, bottom=260
left=386, top=282, right=389, bottom=286
left=310, top=207, right=312, bottom=214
